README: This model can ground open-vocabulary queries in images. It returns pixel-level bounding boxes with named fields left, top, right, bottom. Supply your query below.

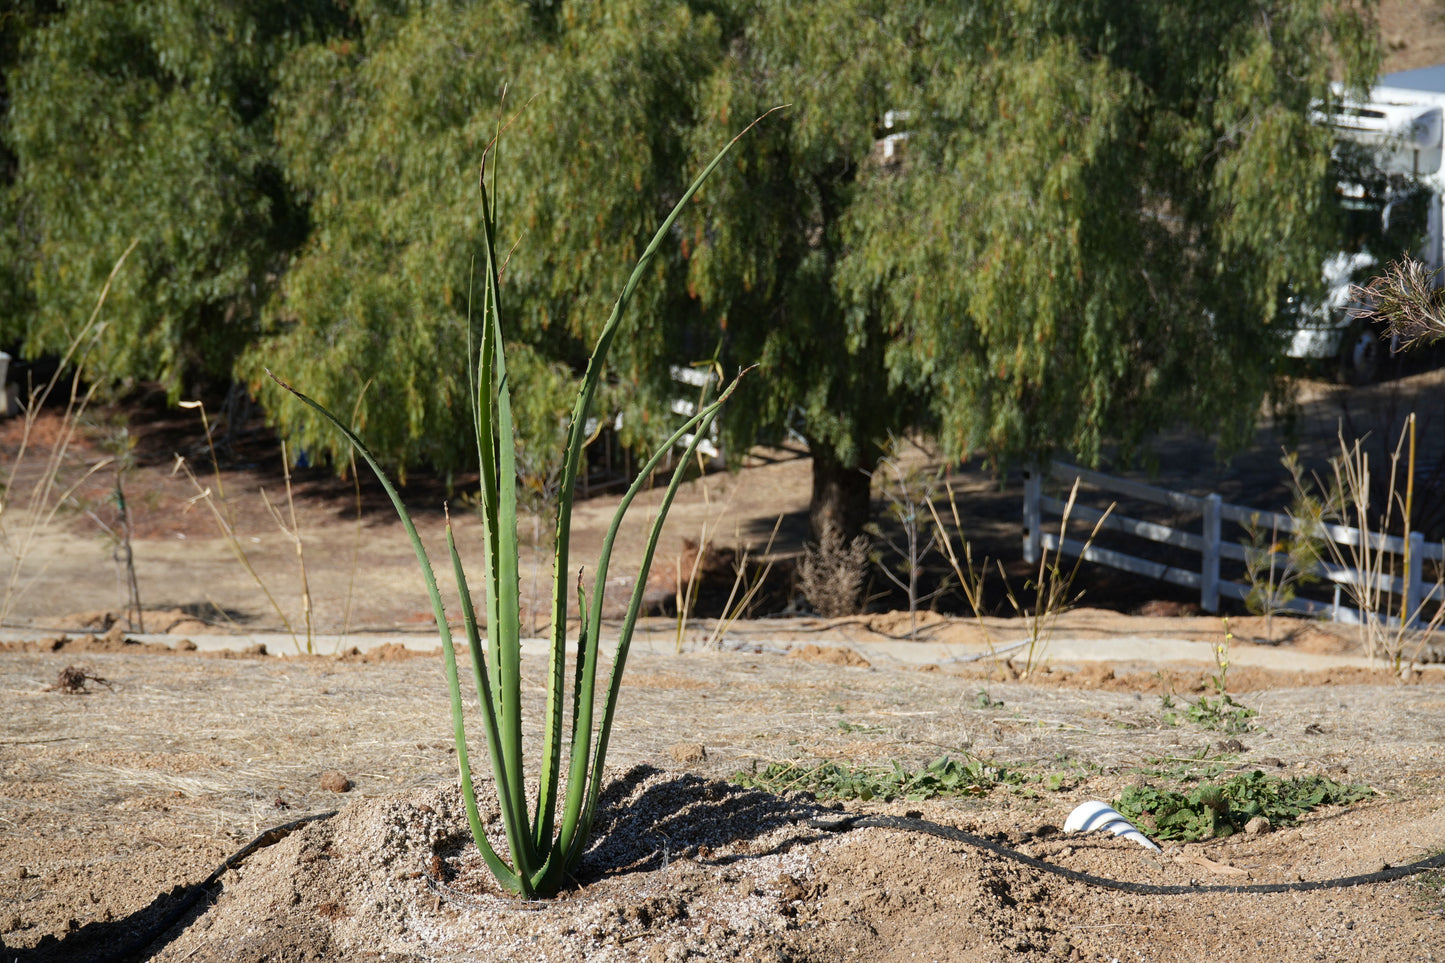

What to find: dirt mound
left=337, top=642, right=436, bottom=663
left=53, top=609, right=216, bottom=636
left=0, top=627, right=195, bottom=655
left=102, top=775, right=1445, bottom=963
left=931, top=660, right=1433, bottom=694
left=788, top=643, right=872, bottom=668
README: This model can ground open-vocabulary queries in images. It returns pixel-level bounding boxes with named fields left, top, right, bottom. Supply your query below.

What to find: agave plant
left=273, top=124, right=760, bottom=898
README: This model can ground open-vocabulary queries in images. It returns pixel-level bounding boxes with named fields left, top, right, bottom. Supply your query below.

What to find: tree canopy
left=0, top=0, right=1381, bottom=538
left=1, top=0, right=343, bottom=394
left=245, top=0, right=724, bottom=479
left=683, top=0, right=1379, bottom=533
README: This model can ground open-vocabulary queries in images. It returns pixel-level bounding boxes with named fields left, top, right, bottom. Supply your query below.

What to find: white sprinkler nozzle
left=1064, top=801, right=1162, bottom=852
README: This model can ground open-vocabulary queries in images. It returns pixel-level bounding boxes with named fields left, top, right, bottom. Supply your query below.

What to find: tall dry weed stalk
left=704, top=513, right=784, bottom=647
left=673, top=448, right=725, bottom=652
left=869, top=455, right=949, bottom=640
left=1317, top=417, right=1445, bottom=670
left=0, top=242, right=136, bottom=628
left=260, top=440, right=315, bottom=652
left=929, top=480, right=1002, bottom=655
left=670, top=450, right=785, bottom=648
left=931, top=475, right=1110, bottom=677
left=172, top=401, right=322, bottom=653
left=84, top=421, right=145, bottom=631
left=1000, top=479, right=1111, bottom=676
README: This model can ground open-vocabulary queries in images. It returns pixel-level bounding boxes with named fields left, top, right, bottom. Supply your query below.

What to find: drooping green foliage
left=689, top=0, right=1380, bottom=509
left=244, top=0, right=725, bottom=478
left=0, top=1, right=59, bottom=332
left=652, top=0, right=1378, bottom=536
left=678, top=0, right=920, bottom=535
left=1, top=0, right=344, bottom=393
left=2, top=0, right=1381, bottom=538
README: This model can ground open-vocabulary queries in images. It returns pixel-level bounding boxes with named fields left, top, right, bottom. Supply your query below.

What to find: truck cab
left=1298, top=67, right=1445, bottom=382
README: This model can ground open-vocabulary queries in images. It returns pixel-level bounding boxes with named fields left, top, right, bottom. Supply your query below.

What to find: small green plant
left=1413, top=855, right=1445, bottom=917
left=973, top=688, right=1004, bottom=709
left=1041, top=770, right=1082, bottom=792
left=733, top=755, right=1030, bottom=802
left=1160, top=628, right=1257, bottom=732
left=1241, top=457, right=1324, bottom=643
left=1189, top=694, right=1256, bottom=732
left=273, top=123, right=764, bottom=899
left=835, top=719, right=886, bottom=735
left=1115, top=770, right=1373, bottom=842
left=1209, top=618, right=1234, bottom=695
left=1160, top=692, right=1257, bottom=733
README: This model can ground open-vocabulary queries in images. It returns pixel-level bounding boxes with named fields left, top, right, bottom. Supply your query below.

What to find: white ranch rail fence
left=1022, top=462, right=1445, bottom=627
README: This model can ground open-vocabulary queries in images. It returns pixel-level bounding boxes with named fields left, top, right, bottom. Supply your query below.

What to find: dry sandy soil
left=1381, top=0, right=1445, bottom=73
left=0, top=621, right=1443, bottom=963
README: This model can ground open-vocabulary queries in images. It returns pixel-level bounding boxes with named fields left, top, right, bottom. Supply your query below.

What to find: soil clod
left=319, top=770, right=352, bottom=793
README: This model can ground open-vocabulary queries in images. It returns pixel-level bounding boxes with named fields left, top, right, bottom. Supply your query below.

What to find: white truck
left=1299, top=65, right=1445, bottom=383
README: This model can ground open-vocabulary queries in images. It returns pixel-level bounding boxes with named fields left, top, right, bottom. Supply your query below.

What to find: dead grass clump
left=44, top=664, right=113, bottom=693
left=799, top=523, right=869, bottom=617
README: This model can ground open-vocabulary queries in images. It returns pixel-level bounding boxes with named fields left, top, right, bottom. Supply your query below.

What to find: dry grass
left=4, top=644, right=1440, bottom=850
left=0, top=244, right=136, bottom=629
left=798, top=523, right=869, bottom=618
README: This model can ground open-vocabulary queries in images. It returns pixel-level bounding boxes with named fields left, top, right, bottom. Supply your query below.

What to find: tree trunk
left=809, top=451, right=873, bottom=545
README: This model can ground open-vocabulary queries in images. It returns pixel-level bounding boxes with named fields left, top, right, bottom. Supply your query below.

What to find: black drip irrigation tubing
left=825, top=813, right=1445, bottom=895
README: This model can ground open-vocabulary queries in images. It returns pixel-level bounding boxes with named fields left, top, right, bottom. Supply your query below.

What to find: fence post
left=1405, top=531, right=1425, bottom=628
left=1023, top=468, right=1042, bottom=565
left=1201, top=493, right=1222, bottom=614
